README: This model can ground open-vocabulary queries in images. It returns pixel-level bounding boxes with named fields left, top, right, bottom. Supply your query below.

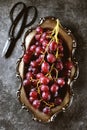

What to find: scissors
left=1, top=2, right=37, bottom=57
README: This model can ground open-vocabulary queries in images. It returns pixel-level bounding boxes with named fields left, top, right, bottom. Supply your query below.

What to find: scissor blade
left=1, top=39, right=11, bottom=57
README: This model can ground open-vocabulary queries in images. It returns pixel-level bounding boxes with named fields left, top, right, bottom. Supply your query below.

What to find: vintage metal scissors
left=2, top=2, right=37, bottom=57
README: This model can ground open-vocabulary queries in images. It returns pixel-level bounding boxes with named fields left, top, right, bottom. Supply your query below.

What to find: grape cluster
left=23, top=25, right=73, bottom=114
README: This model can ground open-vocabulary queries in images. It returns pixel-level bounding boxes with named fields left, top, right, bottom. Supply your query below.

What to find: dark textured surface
left=0, top=0, right=87, bottom=130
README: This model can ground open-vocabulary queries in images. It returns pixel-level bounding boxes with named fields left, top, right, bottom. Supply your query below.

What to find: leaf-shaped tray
left=16, top=17, right=79, bottom=122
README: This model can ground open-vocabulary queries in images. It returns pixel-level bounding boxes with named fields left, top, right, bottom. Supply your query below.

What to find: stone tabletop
left=0, top=0, right=87, bottom=130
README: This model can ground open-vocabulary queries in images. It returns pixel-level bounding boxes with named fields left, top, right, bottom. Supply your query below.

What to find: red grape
left=40, top=76, right=50, bottom=85
left=29, top=97, right=34, bottom=103
left=39, top=37, right=44, bottom=43
left=29, top=91, right=38, bottom=99
left=23, top=79, right=30, bottom=86
left=56, top=60, right=63, bottom=70
left=42, top=92, right=51, bottom=101
left=36, top=26, right=43, bottom=34
left=40, top=85, right=49, bottom=92
left=23, top=54, right=30, bottom=64
left=54, top=97, right=62, bottom=105
left=65, top=61, right=73, bottom=70
left=42, top=40, right=49, bottom=47
left=35, top=46, right=43, bottom=56
left=41, top=32, right=47, bottom=39
left=30, top=61, right=38, bottom=67
left=36, top=73, right=44, bottom=79
left=57, top=78, right=65, bottom=87
left=41, top=62, right=50, bottom=73
left=49, top=41, right=57, bottom=51
left=50, top=84, right=59, bottom=93
left=35, top=41, right=41, bottom=46
left=36, top=55, right=44, bottom=63
left=26, top=72, right=34, bottom=79
left=32, top=100, right=40, bottom=109
left=35, top=34, right=41, bottom=41
left=58, top=45, right=63, bottom=52
left=43, top=107, right=50, bottom=114
left=47, top=53, right=56, bottom=63
left=30, top=45, right=36, bottom=52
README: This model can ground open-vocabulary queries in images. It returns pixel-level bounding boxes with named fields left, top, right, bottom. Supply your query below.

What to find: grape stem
left=46, top=63, right=54, bottom=77
left=42, top=100, right=54, bottom=108
left=51, top=19, right=60, bottom=43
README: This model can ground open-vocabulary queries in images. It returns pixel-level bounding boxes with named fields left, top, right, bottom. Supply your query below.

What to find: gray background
left=0, top=0, right=87, bottom=130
